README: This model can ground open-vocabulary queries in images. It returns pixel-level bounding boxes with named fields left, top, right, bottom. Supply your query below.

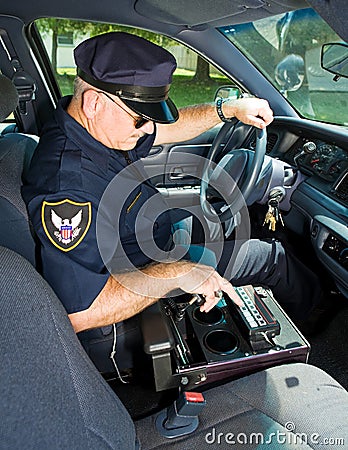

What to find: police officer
left=22, top=32, right=321, bottom=372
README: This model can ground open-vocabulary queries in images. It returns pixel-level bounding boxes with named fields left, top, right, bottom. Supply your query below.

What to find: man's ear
left=81, top=89, right=101, bottom=119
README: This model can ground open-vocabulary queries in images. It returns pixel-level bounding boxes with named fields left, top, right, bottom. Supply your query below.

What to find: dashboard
left=297, top=140, right=348, bottom=183
left=267, top=117, right=348, bottom=207
left=291, top=137, right=348, bottom=205
left=265, top=116, right=348, bottom=297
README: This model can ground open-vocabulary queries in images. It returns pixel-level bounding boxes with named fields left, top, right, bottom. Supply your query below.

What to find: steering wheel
left=200, top=122, right=267, bottom=222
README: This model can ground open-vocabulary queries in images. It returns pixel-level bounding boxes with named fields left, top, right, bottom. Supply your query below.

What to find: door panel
left=142, top=125, right=222, bottom=187
left=164, top=144, right=210, bottom=186
left=142, top=127, right=221, bottom=224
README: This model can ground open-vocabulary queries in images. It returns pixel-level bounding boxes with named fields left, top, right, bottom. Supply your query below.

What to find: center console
left=141, top=286, right=310, bottom=392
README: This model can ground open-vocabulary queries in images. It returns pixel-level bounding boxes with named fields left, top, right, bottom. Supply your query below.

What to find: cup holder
left=192, top=306, right=224, bottom=326
left=204, top=329, right=239, bottom=355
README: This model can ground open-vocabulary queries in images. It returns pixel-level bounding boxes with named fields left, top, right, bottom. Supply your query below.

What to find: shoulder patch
left=41, top=199, right=92, bottom=252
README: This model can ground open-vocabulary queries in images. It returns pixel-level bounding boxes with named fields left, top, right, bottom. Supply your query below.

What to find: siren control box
left=232, top=286, right=281, bottom=350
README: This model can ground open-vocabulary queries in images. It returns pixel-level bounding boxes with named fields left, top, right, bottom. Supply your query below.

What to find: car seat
left=0, top=74, right=37, bottom=265
left=0, top=131, right=37, bottom=264
left=0, top=75, right=37, bottom=264
left=0, top=245, right=137, bottom=449
left=1, top=244, right=347, bottom=449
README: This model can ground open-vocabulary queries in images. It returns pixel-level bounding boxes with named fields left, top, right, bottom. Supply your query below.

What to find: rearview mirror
left=321, top=43, right=348, bottom=79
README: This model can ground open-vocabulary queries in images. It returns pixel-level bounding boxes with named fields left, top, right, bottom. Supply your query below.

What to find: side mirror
left=214, top=86, right=241, bottom=101
left=321, top=43, right=348, bottom=80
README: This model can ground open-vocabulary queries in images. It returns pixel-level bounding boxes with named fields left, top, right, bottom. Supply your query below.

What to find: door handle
left=170, top=172, right=188, bottom=180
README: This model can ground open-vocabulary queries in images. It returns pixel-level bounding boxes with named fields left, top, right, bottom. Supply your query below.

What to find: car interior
left=0, top=0, right=347, bottom=448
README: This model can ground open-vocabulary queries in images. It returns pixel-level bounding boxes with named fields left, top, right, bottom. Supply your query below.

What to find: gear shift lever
left=294, top=141, right=316, bottom=167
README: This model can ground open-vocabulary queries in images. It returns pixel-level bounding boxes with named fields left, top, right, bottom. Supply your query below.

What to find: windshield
left=219, top=8, right=348, bottom=126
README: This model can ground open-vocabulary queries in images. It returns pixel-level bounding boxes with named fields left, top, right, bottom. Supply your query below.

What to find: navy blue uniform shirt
left=22, top=96, right=172, bottom=314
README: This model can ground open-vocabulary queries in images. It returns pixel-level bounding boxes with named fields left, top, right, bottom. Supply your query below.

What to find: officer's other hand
left=175, top=262, right=243, bottom=312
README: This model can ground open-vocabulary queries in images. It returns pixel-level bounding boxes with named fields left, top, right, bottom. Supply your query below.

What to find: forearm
left=156, top=103, right=218, bottom=144
left=155, top=97, right=273, bottom=145
left=69, top=274, right=158, bottom=333
left=68, top=259, right=241, bottom=333
left=69, top=261, right=193, bottom=333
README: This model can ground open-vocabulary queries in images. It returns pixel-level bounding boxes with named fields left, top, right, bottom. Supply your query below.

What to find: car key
left=263, top=204, right=277, bottom=231
left=269, top=198, right=284, bottom=227
left=264, top=188, right=285, bottom=231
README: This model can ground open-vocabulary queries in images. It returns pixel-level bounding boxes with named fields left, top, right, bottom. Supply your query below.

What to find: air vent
left=249, top=132, right=278, bottom=154
left=266, top=133, right=278, bottom=153
left=333, top=171, right=348, bottom=202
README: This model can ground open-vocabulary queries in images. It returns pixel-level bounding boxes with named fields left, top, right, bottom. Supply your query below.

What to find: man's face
left=92, top=91, right=155, bottom=151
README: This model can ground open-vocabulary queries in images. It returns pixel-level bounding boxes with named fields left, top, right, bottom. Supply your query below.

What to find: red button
left=184, top=392, right=205, bottom=403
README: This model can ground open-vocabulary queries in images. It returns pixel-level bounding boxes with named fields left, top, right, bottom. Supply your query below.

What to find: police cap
left=74, top=32, right=179, bottom=124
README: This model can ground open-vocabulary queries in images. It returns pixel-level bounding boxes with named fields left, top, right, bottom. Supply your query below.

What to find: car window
left=219, top=8, right=348, bottom=127
left=35, top=19, right=230, bottom=108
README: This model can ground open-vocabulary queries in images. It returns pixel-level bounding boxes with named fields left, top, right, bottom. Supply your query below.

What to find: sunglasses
left=96, top=91, right=150, bottom=129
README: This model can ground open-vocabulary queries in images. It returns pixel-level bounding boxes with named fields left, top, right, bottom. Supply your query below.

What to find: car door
left=142, top=128, right=217, bottom=215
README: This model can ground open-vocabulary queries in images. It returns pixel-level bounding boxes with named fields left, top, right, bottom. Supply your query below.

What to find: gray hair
left=73, top=76, right=92, bottom=99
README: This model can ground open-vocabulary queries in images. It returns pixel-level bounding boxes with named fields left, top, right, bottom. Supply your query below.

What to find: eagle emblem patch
left=41, top=199, right=92, bottom=252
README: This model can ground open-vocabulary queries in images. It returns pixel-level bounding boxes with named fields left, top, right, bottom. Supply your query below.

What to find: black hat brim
left=122, top=97, right=179, bottom=124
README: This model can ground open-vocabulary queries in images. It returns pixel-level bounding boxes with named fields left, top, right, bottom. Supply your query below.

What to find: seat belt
left=0, top=29, right=37, bottom=116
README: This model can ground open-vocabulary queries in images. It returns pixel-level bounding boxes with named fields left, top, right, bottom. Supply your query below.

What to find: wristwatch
left=215, top=97, right=235, bottom=123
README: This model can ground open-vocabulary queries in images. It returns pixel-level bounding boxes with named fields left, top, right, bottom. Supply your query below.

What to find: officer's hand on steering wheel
left=224, top=97, right=274, bottom=129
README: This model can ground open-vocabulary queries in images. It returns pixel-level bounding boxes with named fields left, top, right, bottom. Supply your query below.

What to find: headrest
left=0, top=74, right=18, bottom=122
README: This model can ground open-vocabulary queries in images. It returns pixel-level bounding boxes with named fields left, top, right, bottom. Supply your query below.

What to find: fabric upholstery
left=307, top=0, right=348, bottom=42
left=0, top=132, right=37, bottom=264
left=1, top=245, right=347, bottom=449
left=135, top=363, right=348, bottom=449
left=0, top=246, right=137, bottom=449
